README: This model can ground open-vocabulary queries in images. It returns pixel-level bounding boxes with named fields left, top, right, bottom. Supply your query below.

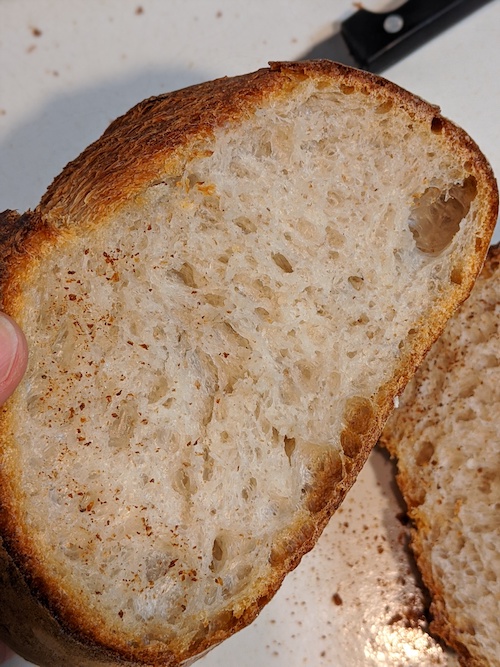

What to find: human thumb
left=0, top=313, right=28, bottom=406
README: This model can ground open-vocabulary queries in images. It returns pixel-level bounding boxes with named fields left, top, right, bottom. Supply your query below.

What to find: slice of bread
left=0, top=61, right=497, bottom=667
left=381, top=244, right=500, bottom=667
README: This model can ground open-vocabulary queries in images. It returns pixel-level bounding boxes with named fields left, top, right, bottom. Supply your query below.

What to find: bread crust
left=0, top=61, right=498, bottom=666
left=37, top=61, right=498, bottom=237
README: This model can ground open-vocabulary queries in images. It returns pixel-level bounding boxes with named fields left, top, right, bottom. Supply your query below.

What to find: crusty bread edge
left=0, top=61, right=498, bottom=666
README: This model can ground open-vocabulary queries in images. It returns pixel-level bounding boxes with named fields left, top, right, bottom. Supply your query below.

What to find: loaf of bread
left=0, top=61, right=497, bottom=667
left=381, top=244, right=500, bottom=667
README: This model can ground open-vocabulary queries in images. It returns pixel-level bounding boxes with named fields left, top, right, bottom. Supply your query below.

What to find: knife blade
left=300, top=0, right=494, bottom=72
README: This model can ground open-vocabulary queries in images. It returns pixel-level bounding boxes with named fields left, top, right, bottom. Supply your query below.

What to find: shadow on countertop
left=0, top=65, right=211, bottom=213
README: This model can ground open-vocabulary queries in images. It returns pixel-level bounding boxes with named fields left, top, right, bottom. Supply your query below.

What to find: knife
left=300, top=0, right=494, bottom=72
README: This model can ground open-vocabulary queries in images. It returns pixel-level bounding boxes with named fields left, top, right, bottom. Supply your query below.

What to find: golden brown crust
left=38, top=61, right=498, bottom=237
left=0, top=542, right=144, bottom=667
left=0, top=61, right=498, bottom=667
left=0, top=210, right=43, bottom=307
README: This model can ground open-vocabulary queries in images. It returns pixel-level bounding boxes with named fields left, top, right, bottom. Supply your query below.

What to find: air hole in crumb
left=415, top=440, right=434, bottom=466
left=272, top=252, right=293, bottom=273
left=326, top=226, right=344, bottom=247
left=376, top=100, right=393, bottom=114
left=173, top=262, right=198, bottom=288
left=148, top=375, right=170, bottom=403
left=431, top=116, right=444, bottom=134
left=353, top=314, right=369, bottom=326
left=340, top=428, right=362, bottom=458
left=457, top=407, right=476, bottom=422
left=210, top=537, right=225, bottom=573
left=340, top=84, right=355, bottom=95
left=184, top=173, right=197, bottom=188
left=482, top=354, right=500, bottom=369
left=343, top=396, right=374, bottom=434
left=205, top=293, right=225, bottom=307
left=255, top=306, right=270, bottom=319
left=212, top=538, right=223, bottom=561
left=408, top=176, right=477, bottom=255
left=255, top=140, right=272, bottom=158
left=234, top=216, right=257, bottom=234
left=348, top=275, right=364, bottom=291
left=242, top=477, right=256, bottom=501
left=450, top=264, right=464, bottom=285
left=297, top=360, right=313, bottom=381
left=284, top=436, right=296, bottom=463
left=202, top=449, right=214, bottom=481
left=174, top=468, right=196, bottom=496
left=209, top=608, right=236, bottom=631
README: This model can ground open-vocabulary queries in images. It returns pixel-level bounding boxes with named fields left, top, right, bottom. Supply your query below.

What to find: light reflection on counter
left=364, top=622, right=454, bottom=665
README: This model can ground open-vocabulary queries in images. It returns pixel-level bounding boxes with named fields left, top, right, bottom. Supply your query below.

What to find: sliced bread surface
left=381, top=244, right=500, bottom=667
left=0, top=61, right=498, bottom=667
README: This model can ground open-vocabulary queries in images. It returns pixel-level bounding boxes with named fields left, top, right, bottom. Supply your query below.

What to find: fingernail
left=0, top=313, right=20, bottom=384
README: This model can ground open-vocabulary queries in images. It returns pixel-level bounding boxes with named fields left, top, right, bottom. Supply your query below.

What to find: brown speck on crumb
left=216, top=10, right=223, bottom=18
left=31, top=27, right=42, bottom=37
left=135, top=6, right=144, bottom=14
left=332, top=592, right=343, bottom=606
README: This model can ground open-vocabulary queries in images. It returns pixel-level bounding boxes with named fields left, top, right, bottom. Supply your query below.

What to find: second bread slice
left=381, top=245, right=500, bottom=667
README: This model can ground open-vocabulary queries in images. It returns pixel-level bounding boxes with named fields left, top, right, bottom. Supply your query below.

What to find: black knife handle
left=340, top=0, right=494, bottom=72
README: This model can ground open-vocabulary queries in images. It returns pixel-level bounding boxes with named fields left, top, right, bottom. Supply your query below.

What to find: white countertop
left=1, top=2, right=499, bottom=666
